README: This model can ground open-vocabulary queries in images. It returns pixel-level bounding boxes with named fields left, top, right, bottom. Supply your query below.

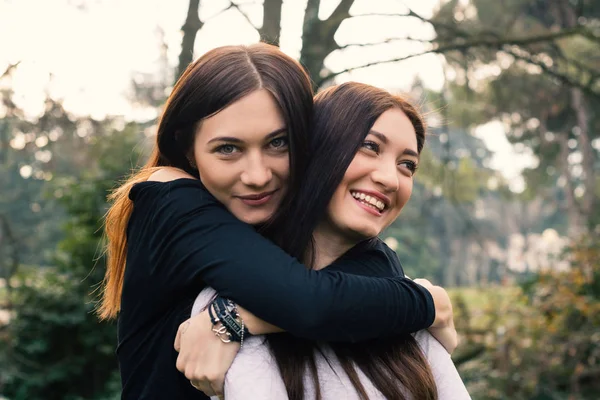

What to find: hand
left=413, top=278, right=458, bottom=353
left=174, top=310, right=240, bottom=398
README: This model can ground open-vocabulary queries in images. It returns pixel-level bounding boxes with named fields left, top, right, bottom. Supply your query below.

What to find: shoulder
left=414, top=330, right=472, bottom=399
left=128, top=168, right=218, bottom=220
left=328, top=238, right=402, bottom=278
left=147, top=167, right=197, bottom=182
left=369, top=238, right=404, bottom=275
left=129, top=168, right=207, bottom=202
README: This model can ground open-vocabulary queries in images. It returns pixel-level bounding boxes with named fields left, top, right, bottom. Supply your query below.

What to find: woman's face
left=193, top=89, right=289, bottom=225
left=321, top=107, right=419, bottom=242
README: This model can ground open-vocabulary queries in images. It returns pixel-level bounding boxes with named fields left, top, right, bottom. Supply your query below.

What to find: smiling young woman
left=192, top=88, right=290, bottom=225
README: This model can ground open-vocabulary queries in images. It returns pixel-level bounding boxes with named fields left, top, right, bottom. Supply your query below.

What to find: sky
left=0, top=0, right=534, bottom=190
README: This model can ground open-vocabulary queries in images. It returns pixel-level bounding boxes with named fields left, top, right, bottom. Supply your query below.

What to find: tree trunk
left=299, top=0, right=354, bottom=88
left=559, top=0, right=595, bottom=225
left=176, top=0, right=203, bottom=82
left=558, top=131, right=583, bottom=236
left=0, top=214, right=19, bottom=296
left=569, top=87, right=595, bottom=220
left=259, top=0, right=283, bottom=46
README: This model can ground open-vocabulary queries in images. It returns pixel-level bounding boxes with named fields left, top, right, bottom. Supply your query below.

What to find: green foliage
left=453, top=235, right=600, bottom=399
left=0, top=124, right=146, bottom=399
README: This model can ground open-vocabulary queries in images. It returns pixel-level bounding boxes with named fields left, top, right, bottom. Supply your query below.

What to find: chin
left=349, top=225, right=380, bottom=240
left=239, top=211, right=274, bottom=226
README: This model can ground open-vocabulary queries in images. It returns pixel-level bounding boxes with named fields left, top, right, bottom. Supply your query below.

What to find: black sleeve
left=130, top=179, right=435, bottom=342
left=327, top=239, right=405, bottom=278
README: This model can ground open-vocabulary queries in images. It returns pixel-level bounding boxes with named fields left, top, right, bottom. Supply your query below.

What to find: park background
left=0, top=0, right=599, bottom=398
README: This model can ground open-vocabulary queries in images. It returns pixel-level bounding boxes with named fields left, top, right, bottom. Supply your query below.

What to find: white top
left=193, top=288, right=471, bottom=400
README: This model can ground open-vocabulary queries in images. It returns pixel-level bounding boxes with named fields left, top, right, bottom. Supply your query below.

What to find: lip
left=353, top=197, right=384, bottom=216
left=236, top=189, right=278, bottom=206
left=349, top=189, right=391, bottom=217
left=350, top=189, right=391, bottom=208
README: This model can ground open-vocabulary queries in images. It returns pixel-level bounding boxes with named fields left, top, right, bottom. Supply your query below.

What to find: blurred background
left=0, top=0, right=599, bottom=399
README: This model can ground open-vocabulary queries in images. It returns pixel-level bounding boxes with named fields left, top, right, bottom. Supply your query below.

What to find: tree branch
left=229, top=0, right=257, bottom=30
left=319, top=26, right=598, bottom=98
left=337, top=37, right=432, bottom=50
left=503, top=47, right=600, bottom=100
left=320, top=29, right=584, bottom=81
left=258, top=0, right=283, bottom=46
left=0, top=62, right=20, bottom=81
left=176, top=0, right=203, bottom=81
left=348, top=12, right=410, bottom=18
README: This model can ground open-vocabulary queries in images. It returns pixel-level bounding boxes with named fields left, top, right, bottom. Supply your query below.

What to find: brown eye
left=398, top=160, right=418, bottom=176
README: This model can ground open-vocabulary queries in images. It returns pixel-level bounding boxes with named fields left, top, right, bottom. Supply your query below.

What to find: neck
left=311, top=224, right=357, bottom=271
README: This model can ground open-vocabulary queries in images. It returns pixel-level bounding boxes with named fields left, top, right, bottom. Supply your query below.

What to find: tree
left=0, top=116, right=147, bottom=399
left=175, top=0, right=597, bottom=90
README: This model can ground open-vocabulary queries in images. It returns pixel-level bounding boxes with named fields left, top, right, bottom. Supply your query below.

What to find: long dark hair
left=99, top=43, right=313, bottom=319
left=266, top=82, right=435, bottom=399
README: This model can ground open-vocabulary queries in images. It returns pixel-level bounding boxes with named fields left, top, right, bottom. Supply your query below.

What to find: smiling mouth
left=237, top=189, right=278, bottom=206
left=350, top=191, right=387, bottom=213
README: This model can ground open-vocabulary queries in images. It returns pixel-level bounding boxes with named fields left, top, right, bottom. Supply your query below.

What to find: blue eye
left=269, top=136, right=289, bottom=149
left=215, top=144, right=238, bottom=155
left=361, top=140, right=380, bottom=154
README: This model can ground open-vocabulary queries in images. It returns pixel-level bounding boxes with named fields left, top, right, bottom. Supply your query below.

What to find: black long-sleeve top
left=117, top=179, right=434, bottom=399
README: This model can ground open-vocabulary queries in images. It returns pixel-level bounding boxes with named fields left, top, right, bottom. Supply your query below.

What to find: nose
left=240, top=151, right=272, bottom=188
left=371, top=159, right=399, bottom=193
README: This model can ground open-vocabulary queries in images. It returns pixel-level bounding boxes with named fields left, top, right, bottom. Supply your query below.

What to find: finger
left=414, top=278, right=432, bottom=288
left=174, top=320, right=190, bottom=352
left=174, top=329, right=181, bottom=352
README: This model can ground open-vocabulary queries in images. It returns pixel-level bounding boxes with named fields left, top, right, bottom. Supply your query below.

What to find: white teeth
left=350, top=191, right=385, bottom=212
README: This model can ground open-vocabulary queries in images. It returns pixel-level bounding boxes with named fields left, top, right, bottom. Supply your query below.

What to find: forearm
left=150, top=180, right=434, bottom=341
left=236, top=306, right=282, bottom=335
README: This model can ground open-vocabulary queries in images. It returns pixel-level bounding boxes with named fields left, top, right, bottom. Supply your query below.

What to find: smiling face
left=193, top=89, right=289, bottom=225
left=318, top=107, right=419, bottom=244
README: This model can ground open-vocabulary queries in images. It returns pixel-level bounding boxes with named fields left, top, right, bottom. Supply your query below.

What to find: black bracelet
left=209, top=296, right=250, bottom=343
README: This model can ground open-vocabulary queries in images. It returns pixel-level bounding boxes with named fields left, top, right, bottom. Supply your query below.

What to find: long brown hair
left=98, top=43, right=314, bottom=319
left=266, top=82, right=437, bottom=399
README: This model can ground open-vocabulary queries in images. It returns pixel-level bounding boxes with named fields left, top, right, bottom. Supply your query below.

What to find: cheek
left=394, top=179, right=413, bottom=211
left=271, top=155, right=291, bottom=182
left=197, top=157, right=237, bottom=198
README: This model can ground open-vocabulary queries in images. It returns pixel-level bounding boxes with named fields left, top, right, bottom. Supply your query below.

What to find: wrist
left=209, top=296, right=251, bottom=346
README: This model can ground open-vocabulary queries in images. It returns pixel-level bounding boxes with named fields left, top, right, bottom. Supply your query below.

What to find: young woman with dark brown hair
left=189, top=82, right=470, bottom=399
left=100, top=43, right=455, bottom=399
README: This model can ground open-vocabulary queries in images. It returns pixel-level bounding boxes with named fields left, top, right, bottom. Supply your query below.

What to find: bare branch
left=318, top=26, right=600, bottom=97
left=337, top=37, right=432, bottom=50
left=176, top=0, right=203, bottom=81
left=318, top=47, right=447, bottom=85
left=503, top=47, right=600, bottom=100
left=203, top=1, right=257, bottom=21
left=348, top=12, right=410, bottom=18
left=319, top=29, right=591, bottom=86
left=229, top=0, right=257, bottom=30
left=0, top=62, right=20, bottom=81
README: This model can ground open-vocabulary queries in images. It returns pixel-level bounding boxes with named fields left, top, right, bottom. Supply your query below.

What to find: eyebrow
left=207, top=127, right=287, bottom=145
left=368, top=129, right=419, bottom=158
